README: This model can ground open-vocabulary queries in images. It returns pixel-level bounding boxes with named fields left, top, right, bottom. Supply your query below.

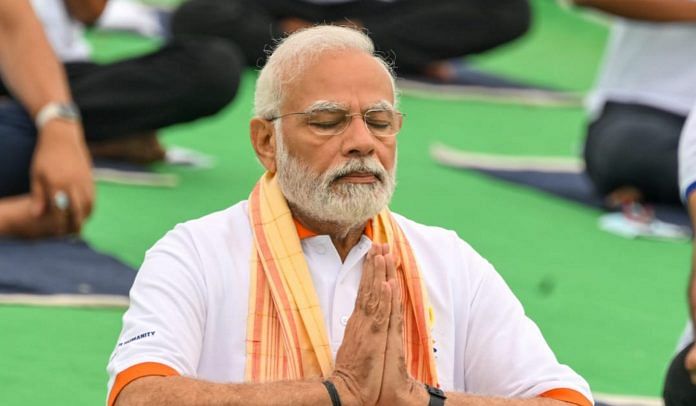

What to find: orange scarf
left=245, top=172, right=438, bottom=385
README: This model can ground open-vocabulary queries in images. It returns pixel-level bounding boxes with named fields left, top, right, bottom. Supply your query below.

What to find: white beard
left=274, top=129, right=396, bottom=231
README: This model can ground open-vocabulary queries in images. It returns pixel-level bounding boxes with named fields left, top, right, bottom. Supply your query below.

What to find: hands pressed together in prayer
left=328, top=243, right=430, bottom=406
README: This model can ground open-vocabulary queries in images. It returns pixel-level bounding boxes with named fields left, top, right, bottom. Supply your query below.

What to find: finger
left=68, top=188, right=85, bottom=233
left=82, top=181, right=95, bottom=219
left=385, top=252, right=396, bottom=283
left=371, top=281, right=392, bottom=333
left=48, top=208, right=69, bottom=236
left=373, top=249, right=387, bottom=284
left=357, top=247, right=376, bottom=300
left=365, top=254, right=386, bottom=315
left=389, top=278, right=403, bottom=328
left=30, top=177, right=47, bottom=217
left=367, top=253, right=388, bottom=313
left=385, top=279, right=405, bottom=367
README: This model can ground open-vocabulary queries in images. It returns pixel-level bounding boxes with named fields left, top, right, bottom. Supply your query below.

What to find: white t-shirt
left=587, top=19, right=696, bottom=119
left=677, top=103, right=696, bottom=350
left=30, top=0, right=91, bottom=62
left=679, top=102, right=696, bottom=201
left=106, top=201, right=592, bottom=404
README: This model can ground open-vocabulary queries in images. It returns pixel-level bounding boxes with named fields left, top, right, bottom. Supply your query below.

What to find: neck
left=290, top=204, right=367, bottom=262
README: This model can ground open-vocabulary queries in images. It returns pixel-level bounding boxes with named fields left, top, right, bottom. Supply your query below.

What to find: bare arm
left=0, top=0, right=93, bottom=234
left=0, top=0, right=72, bottom=115
left=117, top=376, right=336, bottom=406
left=63, top=0, right=107, bottom=25
left=572, top=0, right=696, bottom=22
left=445, top=393, right=578, bottom=405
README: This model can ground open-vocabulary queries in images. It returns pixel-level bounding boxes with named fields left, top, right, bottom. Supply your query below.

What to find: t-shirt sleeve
left=461, top=252, right=593, bottom=403
left=679, top=103, right=696, bottom=201
left=106, top=225, right=207, bottom=405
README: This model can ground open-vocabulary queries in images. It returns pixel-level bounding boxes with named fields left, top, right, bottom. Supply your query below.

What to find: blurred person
left=573, top=0, right=696, bottom=206
left=664, top=102, right=696, bottom=405
left=171, top=0, right=532, bottom=81
left=107, top=25, right=592, bottom=406
left=0, top=0, right=93, bottom=238
left=0, top=0, right=243, bottom=165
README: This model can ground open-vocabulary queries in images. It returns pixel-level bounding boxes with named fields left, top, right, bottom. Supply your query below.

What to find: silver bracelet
left=35, top=101, right=81, bottom=129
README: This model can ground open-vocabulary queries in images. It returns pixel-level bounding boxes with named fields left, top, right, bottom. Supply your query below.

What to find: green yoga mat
left=1, top=1, right=688, bottom=405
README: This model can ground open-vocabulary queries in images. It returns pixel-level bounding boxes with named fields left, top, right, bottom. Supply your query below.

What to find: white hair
left=254, top=25, right=397, bottom=119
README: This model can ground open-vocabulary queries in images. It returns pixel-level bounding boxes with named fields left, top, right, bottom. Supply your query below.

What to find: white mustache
left=327, top=159, right=387, bottom=183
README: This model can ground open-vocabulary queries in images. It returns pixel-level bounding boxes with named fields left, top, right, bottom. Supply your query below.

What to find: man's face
left=274, top=50, right=398, bottom=226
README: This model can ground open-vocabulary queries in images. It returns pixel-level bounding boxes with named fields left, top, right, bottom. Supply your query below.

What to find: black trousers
left=583, top=102, right=685, bottom=205
left=664, top=343, right=696, bottom=406
left=0, top=36, right=242, bottom=197
left=171, top=0, right=531, bottom=73
left=0, top=37, right=243, bottom=140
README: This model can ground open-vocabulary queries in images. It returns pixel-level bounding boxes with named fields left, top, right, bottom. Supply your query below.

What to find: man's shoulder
left=149, top=200, right=251, bottom=254
left=390, top=211, right=483, bottom=263
left=179, top=200, right=250, bottom=234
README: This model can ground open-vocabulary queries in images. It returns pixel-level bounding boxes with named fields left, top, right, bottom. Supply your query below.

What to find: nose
left=341, top=114, right=375, bottom=157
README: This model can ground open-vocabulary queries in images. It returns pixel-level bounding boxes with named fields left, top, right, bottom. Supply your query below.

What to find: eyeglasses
left=268, top=108, right=405, bottom=138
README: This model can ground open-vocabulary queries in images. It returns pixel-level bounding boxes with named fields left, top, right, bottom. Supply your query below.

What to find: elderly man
left=107, top=26, right=592, bottom=406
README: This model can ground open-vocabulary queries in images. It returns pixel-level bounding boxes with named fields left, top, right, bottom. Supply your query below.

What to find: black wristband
left=322, top=380, right=342, bottom=406
left=424, top=384, right=447, bottom=406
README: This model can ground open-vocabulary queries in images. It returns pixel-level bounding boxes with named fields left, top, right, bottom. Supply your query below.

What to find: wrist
left=35, top=101, right=81, bottom=130
left=327, top=375, right=361, bottom=406
left=394, top=380, right=431, bottom=406
left=421, top=383, right=447, bottom=406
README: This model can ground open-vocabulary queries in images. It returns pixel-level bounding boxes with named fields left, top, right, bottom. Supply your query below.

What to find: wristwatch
left=424, top=384, right=447, bottom=406
left=35, top=101, right=81, bottom=129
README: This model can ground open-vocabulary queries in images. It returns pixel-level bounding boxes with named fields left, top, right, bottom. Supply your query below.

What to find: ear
left=250, top=118, right=277, bottom=173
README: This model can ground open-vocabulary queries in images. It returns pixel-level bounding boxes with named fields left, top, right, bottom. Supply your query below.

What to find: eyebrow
left=304, top=100, right=349, bottom=113
left=304, top=99, right=396, bottom=113
left=366, top=100, right=395, bottom=112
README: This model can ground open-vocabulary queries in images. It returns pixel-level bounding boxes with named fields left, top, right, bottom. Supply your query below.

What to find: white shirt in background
left=587, top=19, right=696, bottom=119
left=30, top=0, right=91, bottom=62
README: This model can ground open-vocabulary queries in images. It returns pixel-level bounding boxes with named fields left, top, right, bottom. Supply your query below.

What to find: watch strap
left=35, top=101, right=81, bottom=129
left=424, top=384, right=447, bottom=406
left=322, top=380, right=342, bottom=406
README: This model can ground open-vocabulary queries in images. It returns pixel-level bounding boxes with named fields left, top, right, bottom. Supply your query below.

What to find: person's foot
left=88, top=131, right=166, bottom=164
left=0, top=195, right=69, bottom=239
left=606, top=186, right=643, bottom=209
left=423, top=60, right=457, bottom=82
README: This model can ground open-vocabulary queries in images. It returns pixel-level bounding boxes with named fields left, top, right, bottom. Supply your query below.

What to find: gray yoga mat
left=0, top=237, right=136, bottom=305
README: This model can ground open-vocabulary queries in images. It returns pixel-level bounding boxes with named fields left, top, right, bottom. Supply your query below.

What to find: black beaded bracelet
left=322, top=380, right=342, bottom=406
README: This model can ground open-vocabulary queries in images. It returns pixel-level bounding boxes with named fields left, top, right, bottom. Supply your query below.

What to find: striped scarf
left=245, top=172, right=438, bottom=385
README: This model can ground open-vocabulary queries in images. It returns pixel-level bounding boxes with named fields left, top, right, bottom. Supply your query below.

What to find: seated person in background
left=0, top=0, right=93, bottom=238
left=0, top=0, right=242, bottom=168
left=107, top=25, right=592, bottom=406
left=171, top=0, right=531, bottom=82
left=573, top=0, right=696, bottom=206
left=663, top=102, right=696, bottom=405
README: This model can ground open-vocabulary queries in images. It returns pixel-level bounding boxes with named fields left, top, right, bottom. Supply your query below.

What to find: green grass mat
left=1, top=1, right=688, bottom=404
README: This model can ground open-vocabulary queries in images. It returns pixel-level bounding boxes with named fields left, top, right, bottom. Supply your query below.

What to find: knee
left=663, top=344, right=696, bottom=406
left=178, top=38, right=244, bottom=116
left=494, top=0, right=532, bottom=43
left=171, top=0, right=246, bottom=38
